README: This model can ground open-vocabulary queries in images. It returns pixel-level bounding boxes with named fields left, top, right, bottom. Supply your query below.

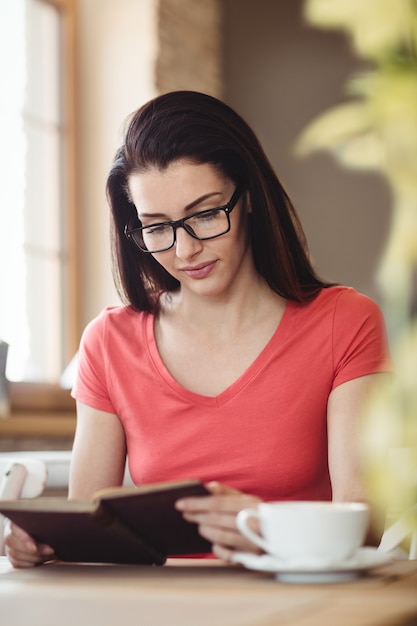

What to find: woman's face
left=128, top=160, right=254, bottom=299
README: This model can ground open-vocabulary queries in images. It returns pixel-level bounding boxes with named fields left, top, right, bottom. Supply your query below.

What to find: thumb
left=205, top=481, right=241, bottom=495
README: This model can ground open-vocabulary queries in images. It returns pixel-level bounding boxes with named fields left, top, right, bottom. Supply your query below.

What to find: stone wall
left=156, top=0, right=224, bottom=97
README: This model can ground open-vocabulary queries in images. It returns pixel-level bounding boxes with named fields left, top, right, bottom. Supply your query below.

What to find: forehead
left=127, top=160, right=228, bottom=208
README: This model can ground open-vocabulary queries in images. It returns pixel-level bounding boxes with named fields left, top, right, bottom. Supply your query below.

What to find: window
left=0, top=0, right=77, bottom=409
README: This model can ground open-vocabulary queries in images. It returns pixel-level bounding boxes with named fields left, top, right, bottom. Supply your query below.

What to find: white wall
left=76, top=0, right=158, bottom=329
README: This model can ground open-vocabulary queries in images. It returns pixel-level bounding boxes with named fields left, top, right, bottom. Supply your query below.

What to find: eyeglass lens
left=139, top=208, right=229, bottom=252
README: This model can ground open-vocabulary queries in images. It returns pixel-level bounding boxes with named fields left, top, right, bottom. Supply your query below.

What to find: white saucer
left=231, top=547, right=393, bottom=583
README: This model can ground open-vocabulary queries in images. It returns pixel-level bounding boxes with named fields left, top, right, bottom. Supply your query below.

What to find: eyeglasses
left=124, top=184, right=244, bottom=253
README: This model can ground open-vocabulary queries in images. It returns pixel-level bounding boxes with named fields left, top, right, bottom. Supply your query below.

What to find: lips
left=180, top=261, right=217, bottom=279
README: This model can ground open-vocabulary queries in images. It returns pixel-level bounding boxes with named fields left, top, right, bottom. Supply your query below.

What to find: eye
left=144, top=223, right=171, bottom=236
left=193, top=209, right=223, bottom=224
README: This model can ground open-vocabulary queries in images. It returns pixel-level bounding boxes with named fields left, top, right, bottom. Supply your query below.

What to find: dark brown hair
left=106, top=90, right=330, bottom=312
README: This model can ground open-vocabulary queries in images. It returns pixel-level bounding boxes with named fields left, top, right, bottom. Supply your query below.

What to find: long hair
left=106, top=90, right=330, bottom=312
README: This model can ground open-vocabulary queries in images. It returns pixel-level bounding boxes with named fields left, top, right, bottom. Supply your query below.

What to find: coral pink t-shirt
left=71, top=286, right=391, bottom=502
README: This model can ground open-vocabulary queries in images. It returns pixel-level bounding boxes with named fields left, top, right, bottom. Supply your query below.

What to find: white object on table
left=0, top=458, right=47, bottom=555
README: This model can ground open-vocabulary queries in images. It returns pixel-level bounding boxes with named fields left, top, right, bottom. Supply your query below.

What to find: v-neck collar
left=144, top=301, right=293, bottom=408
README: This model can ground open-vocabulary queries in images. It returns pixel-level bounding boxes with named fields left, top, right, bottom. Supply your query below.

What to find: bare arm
left=69, top=401, right=127, bottom=499
left=327, top=372, right=388, bottom=543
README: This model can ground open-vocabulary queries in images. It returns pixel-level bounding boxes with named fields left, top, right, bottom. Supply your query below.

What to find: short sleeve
left=331, top=289, right=393, bottom=390
left=71, top=311, right=116, bottom=413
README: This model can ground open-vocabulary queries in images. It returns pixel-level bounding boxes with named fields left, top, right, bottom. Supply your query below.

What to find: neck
left=162, top=274, right=285, bottom=338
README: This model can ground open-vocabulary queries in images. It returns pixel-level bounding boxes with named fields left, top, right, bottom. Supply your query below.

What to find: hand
left=4, top=521, right=55, bottom=568
left=175, top=482, right=262, bottom=562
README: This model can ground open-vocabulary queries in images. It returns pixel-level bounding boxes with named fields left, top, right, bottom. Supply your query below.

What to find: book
left=0, top=479, right=211, bottom=565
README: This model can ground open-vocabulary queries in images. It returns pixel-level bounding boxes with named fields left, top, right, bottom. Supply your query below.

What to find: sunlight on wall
left=0, top=0, right=62, bottom=382
left=76, top=0, right=159, bottom=325
left=0, top=0, right=29, bottom=379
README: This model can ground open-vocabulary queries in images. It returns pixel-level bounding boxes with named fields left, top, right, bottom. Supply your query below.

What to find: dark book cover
left=0, top=479, right=211, bottom=564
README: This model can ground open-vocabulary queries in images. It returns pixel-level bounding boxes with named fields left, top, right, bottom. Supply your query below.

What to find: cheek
left=213, top=212, right=252, bottom=258
left=150, top=251, right=176, bottom=273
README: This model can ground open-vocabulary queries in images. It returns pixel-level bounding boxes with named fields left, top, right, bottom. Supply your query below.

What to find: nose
left=174, top=226, right=203, bottom=260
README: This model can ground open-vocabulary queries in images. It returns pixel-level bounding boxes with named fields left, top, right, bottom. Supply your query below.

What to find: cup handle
left=236, top=508, right=268, bottom=552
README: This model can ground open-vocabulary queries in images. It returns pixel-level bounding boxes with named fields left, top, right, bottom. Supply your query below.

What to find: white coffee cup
left=236, top=501, right=369, bottom=566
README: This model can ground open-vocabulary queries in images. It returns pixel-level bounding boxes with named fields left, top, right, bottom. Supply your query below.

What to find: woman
left=6, top=91, right=391, bottom=567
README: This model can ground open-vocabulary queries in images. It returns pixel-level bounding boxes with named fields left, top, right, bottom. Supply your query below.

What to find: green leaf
left=294, top=102, right=384, bottom=169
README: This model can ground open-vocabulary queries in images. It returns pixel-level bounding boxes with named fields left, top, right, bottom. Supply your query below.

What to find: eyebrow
left=137, top=191, right=224, bottom=219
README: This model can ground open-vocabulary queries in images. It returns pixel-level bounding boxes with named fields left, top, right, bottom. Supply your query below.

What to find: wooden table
left=0, top=556, right=416, bottom=626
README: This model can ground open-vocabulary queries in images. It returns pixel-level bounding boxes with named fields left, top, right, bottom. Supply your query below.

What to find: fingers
left=197, top=520, right=262, bottom=555
left=175, top=485, right=260, bottom=515
left=175, top=484, right=262, bottom=559
left=212, top=542, right=240, bottom=562
left=6, top=543, right=54, bottom=568
left=4, top=522, right=55, bottom=568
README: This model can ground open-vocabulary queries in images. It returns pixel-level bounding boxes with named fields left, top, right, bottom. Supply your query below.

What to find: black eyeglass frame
left=124, top=184, right=245, bottom=253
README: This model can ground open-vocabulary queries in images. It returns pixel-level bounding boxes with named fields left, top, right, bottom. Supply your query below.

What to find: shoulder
left=85, top=305, right=148, bottom=327
left=294, top=287, right=390, bottom=357
left=80, top=306, right=151, bottom=347
left=322, top=287, right=392, bottom=376
left=312, top=286, right=384, bottom=321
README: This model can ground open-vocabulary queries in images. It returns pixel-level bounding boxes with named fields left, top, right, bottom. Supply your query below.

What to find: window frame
left=9, top=0, right=79, bottom=416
